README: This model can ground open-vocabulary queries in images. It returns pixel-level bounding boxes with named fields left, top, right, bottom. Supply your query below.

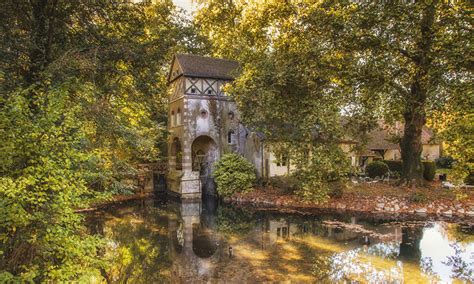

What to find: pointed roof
left=168, top=54, right=239, bottom=83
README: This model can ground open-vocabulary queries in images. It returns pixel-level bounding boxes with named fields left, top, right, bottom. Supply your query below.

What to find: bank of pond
left=84, top=197, right=474, bottom=283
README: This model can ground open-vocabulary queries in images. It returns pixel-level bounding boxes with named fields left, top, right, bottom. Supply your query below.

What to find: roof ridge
left=175, top=53, right=238, bottom=63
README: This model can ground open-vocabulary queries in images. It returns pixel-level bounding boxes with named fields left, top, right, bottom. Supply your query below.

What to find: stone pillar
left=180, top=140, right=201, bottom=199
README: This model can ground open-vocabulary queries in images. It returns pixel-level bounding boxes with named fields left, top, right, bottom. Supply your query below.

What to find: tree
left=0, top=0, right=207, bottom=281
left=196, top=0, right=472, bottom=185
left=332, top=0, right=472, bottom=184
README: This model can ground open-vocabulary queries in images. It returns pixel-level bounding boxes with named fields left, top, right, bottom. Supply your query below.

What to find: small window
left=177, top=108, right=181, bottom=125
left=170, top=111, right=175, bottom=127
left=276, top=154, right=288, bottom=167
left=191, top=88, right=196, bottom=94
left=228, top=130, right=235, bottom=144
left=200, top=110, right=208, bottom=118
left=228, top=112, right=234, bottom=120
left=207, top=89, right=212, bottom=95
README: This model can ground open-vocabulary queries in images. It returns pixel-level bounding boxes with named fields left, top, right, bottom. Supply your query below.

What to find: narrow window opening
left=228, top=130, right=235, bottom=144
left=177, top=108, right=181, bottom=125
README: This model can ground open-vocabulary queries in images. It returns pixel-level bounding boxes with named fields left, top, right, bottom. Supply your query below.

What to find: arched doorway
left=191, top=135, right=218, bottom=196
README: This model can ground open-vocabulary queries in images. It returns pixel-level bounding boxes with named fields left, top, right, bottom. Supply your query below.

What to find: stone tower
left=166, top=54, right=263, bottom=199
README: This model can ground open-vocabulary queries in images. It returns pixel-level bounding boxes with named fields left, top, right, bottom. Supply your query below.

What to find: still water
left=86, top=197, right=474, bottom=283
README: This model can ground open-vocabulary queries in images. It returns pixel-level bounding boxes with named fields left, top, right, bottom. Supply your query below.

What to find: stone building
left=167, top=54, right=264, bottom=199
left=166, top=54, right=442, bottom=199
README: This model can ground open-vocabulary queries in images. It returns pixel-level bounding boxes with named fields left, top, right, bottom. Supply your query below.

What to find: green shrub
left=384, top=160, right=436, bottom=181
left=268, top=176, right=299, bottom=194
left=422, top=161, right=436, bottom=181
left=328, top=185, right=344, bottom=199
left=435, top=156, right=454, bottom=169
left=212, top=153, right=257, bottom=197
left=384, top=160, right=403, bottom=175
left=366, top=161, right=389, bottom=178
left=410, top=191, right=428, bottom=203
left=464, top=172, right=474, bottom=185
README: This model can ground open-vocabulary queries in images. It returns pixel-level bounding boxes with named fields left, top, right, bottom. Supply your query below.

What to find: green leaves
left=213, top=153, right=257, bottom=197
left=198, top=0, right=472, bottom=184
left=0, top=0, right=208, bottom=280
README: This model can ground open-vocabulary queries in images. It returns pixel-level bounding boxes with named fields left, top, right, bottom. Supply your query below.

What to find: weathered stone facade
left=167, top=54, right=263, bottom=199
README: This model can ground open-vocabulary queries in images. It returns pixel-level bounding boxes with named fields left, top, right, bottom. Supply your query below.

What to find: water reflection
left=86, top=198, right=474, bottom=283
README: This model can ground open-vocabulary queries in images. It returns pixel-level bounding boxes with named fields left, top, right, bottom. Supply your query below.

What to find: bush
left=328, top=185, right=344, bottom=199
left=435, top=156, right=454, bottom=169
left=384, top=160, right=403, bottom=175
left=384, top=160, right=436, bottom=181
left=366, top=161, right=389, bottom=178
left=212, top=153, right=257, bottom=197
left=268, top=176, right=299, bottom=194
left=422, top=161, right=436, bottom=181
left=464, top=172, right=474, bottom=185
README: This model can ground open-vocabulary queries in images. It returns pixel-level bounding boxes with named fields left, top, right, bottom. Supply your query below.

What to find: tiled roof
left=172, top=54, right=239, bottom=81
left=366, top=123, right=437, bottom=150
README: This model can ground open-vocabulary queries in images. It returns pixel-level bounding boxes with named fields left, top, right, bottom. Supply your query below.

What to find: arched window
left=177, top=108, right=181, bottom=125
left=228, top=130, right=235, bottom=144
left=171, top=111, right=175, bottom=127
left=228, top=111, right=234, bottom=120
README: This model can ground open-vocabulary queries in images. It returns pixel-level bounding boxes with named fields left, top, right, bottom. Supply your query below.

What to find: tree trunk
left=400, top=1, right=437, bottom=185
left=400, top=93, right=425, bottom=184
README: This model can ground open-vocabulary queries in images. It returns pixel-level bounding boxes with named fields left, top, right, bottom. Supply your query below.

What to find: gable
left=167, top=56, right=183, bottom=83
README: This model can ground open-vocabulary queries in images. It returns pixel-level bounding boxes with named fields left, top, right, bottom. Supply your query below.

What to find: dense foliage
left=384, top=160, right=403, bottom=176
left=0, top=0, right=205, bottom=281
left=422, top=161, right=437, bottom=181
left=212, top=153, right=257, bottom=197
left=366, top=161, right=389, bottom=179
left=195, top=0, right=472, bottom=185
left=435, top=156, right=455, bottom=169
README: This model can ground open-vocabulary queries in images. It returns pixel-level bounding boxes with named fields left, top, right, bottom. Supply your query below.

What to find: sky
left=173, top=0, right=197, bottom=14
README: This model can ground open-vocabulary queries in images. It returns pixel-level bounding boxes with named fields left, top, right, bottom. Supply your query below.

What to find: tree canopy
left=196, top=0, right=473, bottom=187
left=0, top=0, right=207, bottom=281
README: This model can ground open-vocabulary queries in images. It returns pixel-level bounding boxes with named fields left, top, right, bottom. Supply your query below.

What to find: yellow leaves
left=116, top=60, right=129, bottom=72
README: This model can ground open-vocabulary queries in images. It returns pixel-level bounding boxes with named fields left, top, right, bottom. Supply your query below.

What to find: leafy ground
left=227, top=181, right=474, bottom=218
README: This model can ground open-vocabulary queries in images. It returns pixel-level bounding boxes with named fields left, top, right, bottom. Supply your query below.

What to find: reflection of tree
left=366, top=242, right=399, bottom=259
left=443, top=244, right=474, bottom=283
left=216, top=206, right=258, bottom=236
left=312, top=248, right=405, bottom=283
left=444, top=223, right=474, bottom=244
left=312, top=254, right=332, bottom=281
left=399, top=226, right=423, bottom=261
left=97, top=209, right=171, bottom=283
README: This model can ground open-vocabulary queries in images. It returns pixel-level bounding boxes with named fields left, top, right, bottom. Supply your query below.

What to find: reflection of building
left=168, top=200, right=222, bottom=281
left=264, top=219, right=299, bottom=245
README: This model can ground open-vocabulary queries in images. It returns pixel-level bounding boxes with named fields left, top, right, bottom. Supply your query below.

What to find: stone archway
left=191, top=135, right=218, bottom=196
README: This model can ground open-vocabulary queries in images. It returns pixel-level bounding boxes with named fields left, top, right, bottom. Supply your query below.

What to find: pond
left=86, top=196, right=474, bottom=283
